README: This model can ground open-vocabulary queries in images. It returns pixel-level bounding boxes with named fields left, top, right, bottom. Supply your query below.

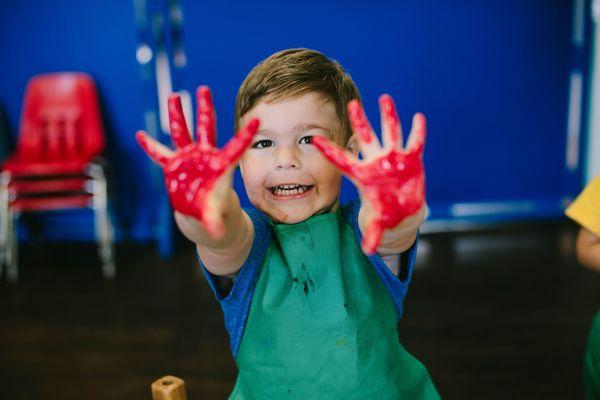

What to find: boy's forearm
left=358, top=204, right=425, bottom=255
left=176, top=189, right=254, bottom=276
left=174, top=189, right=242, bottom=247
left=196, top=211, right=254, bottom=276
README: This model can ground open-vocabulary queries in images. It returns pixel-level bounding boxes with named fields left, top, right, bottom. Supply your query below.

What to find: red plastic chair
left=0, top=73, right=115, bottom=282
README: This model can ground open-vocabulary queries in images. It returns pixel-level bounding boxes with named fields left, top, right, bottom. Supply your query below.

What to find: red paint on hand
left=313, top=96, right=426, bottom=254
left=379, top=94, right=400, bottom=145
left=348, top=100, right=375, bottom=144
left=196, top=86, right=216, bottom=146
left=136, top=86, right=259, bottom=237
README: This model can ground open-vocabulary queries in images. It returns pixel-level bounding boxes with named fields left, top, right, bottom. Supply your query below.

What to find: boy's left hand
left=312, top=95, right=426, bottom=254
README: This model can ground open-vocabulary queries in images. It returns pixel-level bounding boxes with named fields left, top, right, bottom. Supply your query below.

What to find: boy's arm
left=175, top=189, right=254, bottom=276
left=357, top=189, right=424, bottom=276
left=359, top=204, right=424, bottom=276
left=358, top=203, right=425, bottom=254
left=314, top=94, right=426, bottom=260
left=576, top=228, right=600, bottom=272
left=136, top=86, right=259, bottom=276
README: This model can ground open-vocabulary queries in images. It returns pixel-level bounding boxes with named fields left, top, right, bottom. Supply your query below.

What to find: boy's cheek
left=321, top=162, right=343, bottom=183
left=239, top=157, right=263, bottom=182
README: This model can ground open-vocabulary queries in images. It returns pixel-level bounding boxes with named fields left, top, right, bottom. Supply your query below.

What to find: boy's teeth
left=272, top=184, right=310, bottom=196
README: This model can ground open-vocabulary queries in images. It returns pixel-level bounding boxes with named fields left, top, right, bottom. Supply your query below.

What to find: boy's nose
left=274, top=148, right=301, bottom=170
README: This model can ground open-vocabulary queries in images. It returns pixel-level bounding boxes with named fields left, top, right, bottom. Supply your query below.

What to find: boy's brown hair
left=234, top=48, right=360, bottom=145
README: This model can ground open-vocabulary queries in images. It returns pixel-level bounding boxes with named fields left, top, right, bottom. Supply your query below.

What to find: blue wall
left=175, top=0, right=588, bottom=224
left=0, top=0, right=590, bottom=249
left=0, top=0, right=161, bottom=241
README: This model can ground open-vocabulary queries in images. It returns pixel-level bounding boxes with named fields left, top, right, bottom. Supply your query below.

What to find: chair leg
left=0, top=175, right=7, bottom=279
left=0, top=172, right=12, bottom=281
left=6, top=209, right=18, bottom=283
left=90, top=168, right=115, bottom=279
left=0, top=189, right=6, bottom=280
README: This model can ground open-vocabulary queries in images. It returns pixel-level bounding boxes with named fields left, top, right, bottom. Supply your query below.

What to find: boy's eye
left=252, top=139, right=274, bottom=149
left=299, top=135, right=313, bottom=145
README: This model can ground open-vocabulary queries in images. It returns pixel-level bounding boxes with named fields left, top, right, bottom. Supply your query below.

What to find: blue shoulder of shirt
left=197, top=200, right=418, bottom=356
left=197, top=207, right=271, bottom=356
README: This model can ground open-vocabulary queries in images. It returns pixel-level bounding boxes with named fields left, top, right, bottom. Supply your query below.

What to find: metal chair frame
left=0, top=163, right=115, bottom=283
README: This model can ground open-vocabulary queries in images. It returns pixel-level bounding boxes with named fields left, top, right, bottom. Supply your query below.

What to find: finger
left=379, top=94, right=402, bottom=150
left=348, top=100, right=381, bottom=160
left=406, top=113, right=427, bottom=154
left=220, top=118, right=260, bottom=167
left=168, top=94, right=193, bottom=148
left=135, top=130, right=172, bottom=167
left=312, top=136, right=363, bottom=182
left=362, top=220, right=384, bottom=255
left=196, top=85, right=217, bottom=146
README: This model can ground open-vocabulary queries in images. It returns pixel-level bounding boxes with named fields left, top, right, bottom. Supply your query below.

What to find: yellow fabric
left=566, top=175, right=600, bottom=238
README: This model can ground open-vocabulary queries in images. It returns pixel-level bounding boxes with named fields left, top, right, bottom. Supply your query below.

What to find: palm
left=136, top=86, right=259, bottom=234
left=313, top=95, right=426, bottom=254
left=161, top=144, right=225, bottom=219
left=357, top=148, right=424, bottom=227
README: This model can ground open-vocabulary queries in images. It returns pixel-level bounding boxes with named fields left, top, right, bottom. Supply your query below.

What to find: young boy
left=137, top=48, right=439, bottom=399
left=566, top=174, right=600, bottom=400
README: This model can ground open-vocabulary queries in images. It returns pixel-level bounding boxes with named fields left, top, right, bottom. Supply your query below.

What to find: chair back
left=18, top=73, right=105, bottom=162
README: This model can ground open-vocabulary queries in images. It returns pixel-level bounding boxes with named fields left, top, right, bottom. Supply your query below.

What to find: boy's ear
left=346, top=135, right=359, bottom=156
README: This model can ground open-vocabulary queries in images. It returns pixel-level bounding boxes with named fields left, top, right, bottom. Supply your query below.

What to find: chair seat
left=2, top=155, right=92, bottom=177
left=9, top=194, right=93, bottom=212
left=8, top=177, right=89, bottom=194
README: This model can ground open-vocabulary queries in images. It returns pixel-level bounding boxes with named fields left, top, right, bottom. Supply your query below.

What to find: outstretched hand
left=313, top=95, right=426, bottom=254
left=136, top=86, right=259, bottom=239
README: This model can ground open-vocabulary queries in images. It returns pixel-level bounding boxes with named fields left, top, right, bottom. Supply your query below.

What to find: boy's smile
left=268, top=183, right=313, bottom=197
left=239, top=92, right=344, bottom=224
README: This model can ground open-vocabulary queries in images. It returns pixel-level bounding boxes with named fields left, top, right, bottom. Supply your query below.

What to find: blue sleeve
left=197, top=208, right=272, bottom=356
left=341, top=199, right=418, bottom=320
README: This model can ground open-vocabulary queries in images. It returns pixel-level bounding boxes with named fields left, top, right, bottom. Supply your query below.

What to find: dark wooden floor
left=1, top=221, right=599, bottom=399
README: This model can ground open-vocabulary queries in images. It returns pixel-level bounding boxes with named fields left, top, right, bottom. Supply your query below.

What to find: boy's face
left=239, top=92, right=344, bottom=224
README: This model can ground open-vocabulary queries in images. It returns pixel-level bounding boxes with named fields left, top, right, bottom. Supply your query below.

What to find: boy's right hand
left=136, top=86, right=259, bottom=239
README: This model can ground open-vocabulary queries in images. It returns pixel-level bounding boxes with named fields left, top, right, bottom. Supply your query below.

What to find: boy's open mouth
left=268, top=184, right=314, bottom=197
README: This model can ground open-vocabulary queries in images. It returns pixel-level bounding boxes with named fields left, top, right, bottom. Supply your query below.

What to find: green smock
left=585, top=310, right=600, bottom=400
left=229, top=210, right=439, bottom=399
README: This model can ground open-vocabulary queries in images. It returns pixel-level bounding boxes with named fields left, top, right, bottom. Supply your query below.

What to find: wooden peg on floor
left=151, top=375, right=188, bottom=400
